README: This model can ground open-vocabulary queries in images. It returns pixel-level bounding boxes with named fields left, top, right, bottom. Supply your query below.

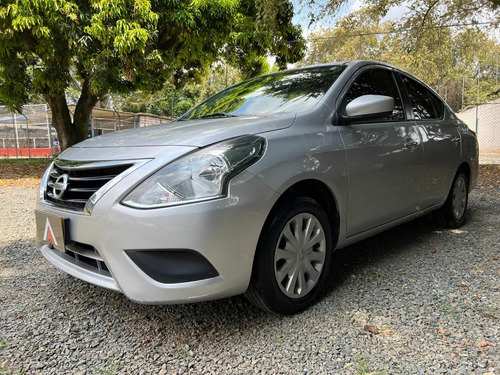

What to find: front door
left=336, top=67, right=425, bottom=237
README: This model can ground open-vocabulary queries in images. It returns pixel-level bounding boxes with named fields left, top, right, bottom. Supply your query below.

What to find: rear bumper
left=36, top=169, right=279, bottom=304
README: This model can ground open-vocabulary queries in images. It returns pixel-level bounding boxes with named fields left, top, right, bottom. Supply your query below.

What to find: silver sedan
left=35, top=61, right=478, bottom=314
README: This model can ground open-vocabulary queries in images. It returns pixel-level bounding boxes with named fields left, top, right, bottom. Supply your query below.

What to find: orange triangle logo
left=43, top=218, right=58, bottom=246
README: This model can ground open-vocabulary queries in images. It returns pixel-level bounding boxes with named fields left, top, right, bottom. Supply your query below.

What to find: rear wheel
left=246, top=197, right=333, bottom=315
left=434, top=171, right=469, bottom=228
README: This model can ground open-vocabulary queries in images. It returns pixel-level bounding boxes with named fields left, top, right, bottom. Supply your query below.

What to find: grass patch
left=480, top=164, right=500, bottom=171
left=437, top=302, right=458, bottom=317
left=356, top=357, right=387, bottom=375
left=0, top=158, right=52, bottom=187
left=91, top=362, right=119, bottom=375
left=0, top=158, right=53, bottom=166
left=363, top=269, right=383, bottom=283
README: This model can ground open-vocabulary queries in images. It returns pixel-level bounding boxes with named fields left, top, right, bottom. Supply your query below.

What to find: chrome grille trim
left=42, top=158, right=150, bottom=215
left=67, top=187, right=99, bottom=193
left=68, top=175, right=115, bottom=181
left=53, top=159, right=143, bottom=170
left=65, top=242, right=104, bottom=261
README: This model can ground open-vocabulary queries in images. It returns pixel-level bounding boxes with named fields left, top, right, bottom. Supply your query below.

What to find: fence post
left=90, top=108, right=95, bottom=138
left=45, top=104, right=52, bottom=151
left=461, top=77, right=465, bottom=110
left=358, top=35, right=362, bottom=59
left=113, top=108, right=121, bottom=131
left=496, top=51, right=498, bottom=89
left=437, top=26, right=442, bottom=92
left=475, top=75, right=479, bottom=134
left=23, top=113, right=31, bottom=159
left=12, top=112, right=19, bottom=159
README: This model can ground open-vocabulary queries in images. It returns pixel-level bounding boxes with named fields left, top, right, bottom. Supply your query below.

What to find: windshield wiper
left=199, top=112, right=238, bottom=119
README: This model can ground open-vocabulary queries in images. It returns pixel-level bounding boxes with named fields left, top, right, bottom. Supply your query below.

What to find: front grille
left=45, top=160, right=133, bottom=211
left=52, top=242, right=112, bottom=278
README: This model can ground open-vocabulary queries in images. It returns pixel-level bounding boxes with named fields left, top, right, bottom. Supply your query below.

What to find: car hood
left=73, top=113, right=296, bottom=148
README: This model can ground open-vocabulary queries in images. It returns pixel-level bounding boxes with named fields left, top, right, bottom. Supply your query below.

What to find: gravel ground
left=0, top=167, right=499, bottom=375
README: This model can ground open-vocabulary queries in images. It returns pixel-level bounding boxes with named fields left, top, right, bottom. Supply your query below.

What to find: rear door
left=336, top=67, right=425, bottom=237
left=399, top=74, right=461, bottom=207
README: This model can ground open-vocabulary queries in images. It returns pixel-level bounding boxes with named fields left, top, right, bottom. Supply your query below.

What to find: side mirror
left=342, top=95, right=395, bottom=123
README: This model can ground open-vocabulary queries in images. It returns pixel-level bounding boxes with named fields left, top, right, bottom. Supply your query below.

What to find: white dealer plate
left=35, top=211, right=67, bottom=252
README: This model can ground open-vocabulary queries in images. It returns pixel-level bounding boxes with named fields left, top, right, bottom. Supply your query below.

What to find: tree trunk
left=46, top=79, right=98, bottom=151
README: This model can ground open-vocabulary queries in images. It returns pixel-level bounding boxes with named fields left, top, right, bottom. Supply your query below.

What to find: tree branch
left=421, top=0, right=440, bottom=27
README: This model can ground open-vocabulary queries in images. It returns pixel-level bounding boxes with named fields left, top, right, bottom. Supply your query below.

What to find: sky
left=291, top=0, right=410, bottom=38
left=269, top=0, right=409, bottom=66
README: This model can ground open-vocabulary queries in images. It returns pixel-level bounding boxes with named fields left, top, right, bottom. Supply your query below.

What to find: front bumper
left=36, top=162, right=279, bottom=304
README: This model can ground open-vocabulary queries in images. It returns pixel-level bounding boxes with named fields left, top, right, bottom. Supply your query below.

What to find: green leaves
left=0, top=0, right=305, bottom=117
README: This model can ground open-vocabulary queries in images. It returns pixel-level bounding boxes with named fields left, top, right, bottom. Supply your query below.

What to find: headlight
left=39, top=162, right=54, bottom=201
left=122, top=135, right=266, bottom=208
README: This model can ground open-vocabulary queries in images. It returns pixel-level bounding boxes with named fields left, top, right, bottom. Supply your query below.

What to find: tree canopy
left=297, top=1, right=500, bottom=111
left=0, top=0, right=305, bottom=149
left=299, top=0, right=499, bottom=27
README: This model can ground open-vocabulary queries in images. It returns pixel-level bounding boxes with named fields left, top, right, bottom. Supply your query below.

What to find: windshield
left=181, top=65, right=346, bottom=120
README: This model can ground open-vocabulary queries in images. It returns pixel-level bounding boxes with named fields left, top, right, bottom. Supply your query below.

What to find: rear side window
left=343, top=68, right=405, bottom=121
left=402, top=75, right=444, bottom=120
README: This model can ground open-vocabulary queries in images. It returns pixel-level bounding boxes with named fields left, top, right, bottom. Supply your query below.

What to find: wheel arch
left=256, top=178, right=341, bottom=258
left=457, top=161, right=471, bottom=189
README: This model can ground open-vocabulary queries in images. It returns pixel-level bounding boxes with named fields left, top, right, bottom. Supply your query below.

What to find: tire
left=433, top=171, right=469, bottom=228
left=245, top=196, right=333, bottom=315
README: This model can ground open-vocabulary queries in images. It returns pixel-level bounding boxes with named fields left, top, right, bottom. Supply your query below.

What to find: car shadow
left=3, top=210, right=475, bottom=342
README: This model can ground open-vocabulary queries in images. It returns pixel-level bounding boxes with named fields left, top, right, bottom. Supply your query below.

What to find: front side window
left=181, top=65, right=346, bottom=120
left=402, top=75, right=444, bottom=120
left=343, top=68, right=405, bottom=121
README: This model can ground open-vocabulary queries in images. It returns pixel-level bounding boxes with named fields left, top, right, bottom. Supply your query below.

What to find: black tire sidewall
left=449, top=172, right=469, bottom=227
left=438, top=171, right=469, bottom=228
left=253, top=197, right=333, bottom=315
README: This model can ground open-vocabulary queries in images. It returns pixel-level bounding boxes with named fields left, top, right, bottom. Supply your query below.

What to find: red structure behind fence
left=0, top=148, right=54, bottom=157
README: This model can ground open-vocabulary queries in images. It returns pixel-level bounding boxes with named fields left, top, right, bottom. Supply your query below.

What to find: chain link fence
left=0, top=105, right=172, bottom=158
left=0, top=104, right=56, bottom=158
left=457, top=101, right=500, bottom=154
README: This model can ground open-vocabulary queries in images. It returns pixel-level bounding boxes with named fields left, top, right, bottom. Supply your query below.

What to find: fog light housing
left=125, top=249, right=219, bottom=283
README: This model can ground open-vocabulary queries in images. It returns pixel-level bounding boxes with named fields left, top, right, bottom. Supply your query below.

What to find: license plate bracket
left=35, top=211, right=68, bottom=252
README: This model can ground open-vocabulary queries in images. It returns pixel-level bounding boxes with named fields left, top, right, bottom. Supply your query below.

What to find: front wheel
left=245, top=197, right=333, bottom=315
left=433, top=171, right=469, bottom=228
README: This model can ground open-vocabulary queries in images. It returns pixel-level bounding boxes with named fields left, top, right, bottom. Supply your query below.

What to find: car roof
left=290, top=60, right=400, bottom=72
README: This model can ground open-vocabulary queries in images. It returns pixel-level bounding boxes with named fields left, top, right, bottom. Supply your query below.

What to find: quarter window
left=343, top=68, right=405, bottom=121
left=402, top=75, right=444, bottom=120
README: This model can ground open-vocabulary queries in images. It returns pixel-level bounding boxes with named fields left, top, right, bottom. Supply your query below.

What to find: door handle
left=451, top=136, right=461, bottom=143
left=404, top=140, right=419, bottom=148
